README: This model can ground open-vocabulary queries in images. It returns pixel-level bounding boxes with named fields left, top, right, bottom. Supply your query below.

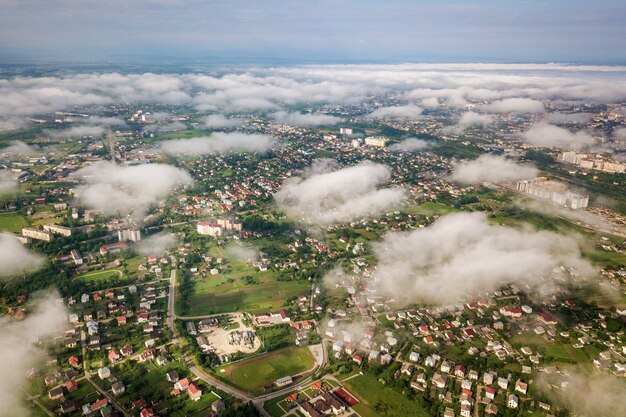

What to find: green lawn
left=402, top=202, right=457, bottom=216
left=225, top=347, right=315, bottom=393
left=184, top=259, right=309, bottom=315
left=77, top=269, right=124, bottom=283
left=545, top=344, right=573, bottom=362
left=343, top=374, right=430, bottom=417
left=0, top=213, right=29, bottom=233
left=76, top=256, right=146, bottom=283
left=264, top=391, right=297, bottom=417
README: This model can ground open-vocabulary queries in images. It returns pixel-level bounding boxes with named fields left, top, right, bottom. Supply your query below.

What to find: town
left=0, top=63, right=625, bottom=417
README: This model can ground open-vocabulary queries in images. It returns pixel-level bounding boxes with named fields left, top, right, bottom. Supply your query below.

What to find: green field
left=402, top=202, right=457, bottom=216
left=75, top=257, right=146, bottom=283
left=223, top=347, right=315, bottom=393
left=182, top=257, right=309, bottom=315
left=263, top=391, right=298, bottom=417
left=0, top=213, right=29, bottom=233
left=343, top=374, right=430, bottom=417
left=78, top=269, right=124, bottom=283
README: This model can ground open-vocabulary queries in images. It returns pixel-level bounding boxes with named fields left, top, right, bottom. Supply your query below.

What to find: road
left=166, top=266, right=329, bottom=416
left=166, top=268, right=177, bottom=339
left=79, top=330, right=131, bottom=417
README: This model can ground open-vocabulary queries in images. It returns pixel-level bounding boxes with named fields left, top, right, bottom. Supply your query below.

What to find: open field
left=75, top=257, right=146, bottom=283
left=183, top=257, right=309, bottom=315
left=343, top=374, right=430, bottom=417
left=263, top=391, right=298, bottom=417
left=78, top=269, right=124, bottom=283
left=221, top=347, right=315, bottom=393
left=0, top=213, right=29, bottom=232
left=402, top=201, right=458, bottom=216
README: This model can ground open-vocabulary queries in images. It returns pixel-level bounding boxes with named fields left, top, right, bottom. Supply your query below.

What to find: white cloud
left=0, top=291, right=68, bottom=416
left=0, top=140, right=37, bottom=156
left=0, top=117, right=27, bottom=132
left=537, top=369, right=626, bottom=417
left=225, top=244, right=259, bottom=262
left=143, top=120, right=187, bottom=134
left=269, top=111, right=342, bottom=126
left=544, top=112, right=593, bottom=124
left=0, top=233, right=45, bottom=279
left=482, top=98, right=545, bottom=113
left=0, top=171, right=18, bottom=195
left=70, top=161, right=192, bottom=218
left=204, top=114, right=247, bottom=128
left=135, top=232, right=178, bottom=256
left=389, top=138, right=430, bottom=152
left=372, top=212, right=594, bottom=305
left=274, top=161, right=405, bottom=225
left=521, top=122, right=595, bottom=150
left=458, top=111, right=494, bottom=128
left=420, top=97, right=441, bottom=108
left=0, top=65, right=624, bottom=122
left=450, top=155, right=538, bottom=184
left=160, top=132, right=274, bottom=156
left=47, top=125, right=107, bottom=138
left=365, top=104, right=423, bottom=120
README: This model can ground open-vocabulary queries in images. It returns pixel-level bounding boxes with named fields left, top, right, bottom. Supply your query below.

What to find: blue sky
left=1, top=0, right=625, bottom=63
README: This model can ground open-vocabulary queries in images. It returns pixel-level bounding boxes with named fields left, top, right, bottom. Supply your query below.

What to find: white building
left=43, top=224, right=72, bottom=237
left=118, top=229, right=142, bottom=242
left=364, top=136, right=388, bottom=148
left=197, top=222, right=222, bottom=236
left=22, top=227, right=53, bottom=242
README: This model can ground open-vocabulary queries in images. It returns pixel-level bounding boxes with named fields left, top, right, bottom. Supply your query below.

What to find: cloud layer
left=70, top=161, right=192, bottom=218
left=135, top=232, right=178, bottom=257
left=0, top=141, right=37, bottom=157
left=0, top=233, right=44, bottom=279
left=389, top=138, right=430, bottom=152
left=275, top=161, right=405, bottom=225
left=160, top=132, right=274, bottom=156
left=450, top=155, right=538, bottom=184
left=520, top=122, right=595, bottom=150
left=372, top=212, right=594, bottom=305
left=204, top=114, right=247, bottom=129
left=0, top=291, right=68, bottom=417
left=0, top=171, right=18, bottom=195
left=0, top=65, right=625, bottom=129
left=482, top=98, right=545, bottom=113
left=366, top=104, right=423, bottom=120
left=269, top=111, right=342, bottom=126
left=537, top=369, right=626, bottom=417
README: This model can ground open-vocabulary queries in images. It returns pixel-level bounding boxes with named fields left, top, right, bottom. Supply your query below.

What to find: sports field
left=222, top=347, right=315, bottom=393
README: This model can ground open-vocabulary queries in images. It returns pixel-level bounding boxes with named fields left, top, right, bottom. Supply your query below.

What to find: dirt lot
left=205, top=313, right=261, bottom=355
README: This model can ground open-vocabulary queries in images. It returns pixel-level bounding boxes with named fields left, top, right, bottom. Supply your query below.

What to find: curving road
left=165, top=267, right=328, bottom=416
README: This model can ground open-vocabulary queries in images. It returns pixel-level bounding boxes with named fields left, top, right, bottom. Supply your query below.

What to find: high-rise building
left=118, top=229, right=142, bottom=242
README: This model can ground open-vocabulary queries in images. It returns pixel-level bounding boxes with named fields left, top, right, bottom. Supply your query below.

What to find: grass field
left=0, top=213, right=29, bottom=232
left=402, top=202, right=457, bottom=216
left=75, top=257, right=146, bottom=283
left=78, top=269, right=124, bottom=283
left=222, top=347, right=315, bottom=393
left=263, top=391, right=298, bottom=417
left=183, top=258, right=309, bottom=315
left=343, top=374, right=430, bottom=417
